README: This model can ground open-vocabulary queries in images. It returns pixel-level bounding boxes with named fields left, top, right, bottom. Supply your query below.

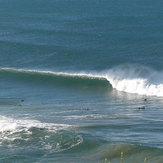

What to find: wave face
left=90, top=144, right=163, bottom=163
left=1, top=65, right=163, bottom=97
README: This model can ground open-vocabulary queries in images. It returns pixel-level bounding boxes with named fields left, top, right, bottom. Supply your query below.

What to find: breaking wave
left=105, top=65, right=163, bottom=97
left=1, top=65, right=163, bottom=97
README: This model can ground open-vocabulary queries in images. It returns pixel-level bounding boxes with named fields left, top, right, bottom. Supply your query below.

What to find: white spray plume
left=103, top=64, right=163, bottom=97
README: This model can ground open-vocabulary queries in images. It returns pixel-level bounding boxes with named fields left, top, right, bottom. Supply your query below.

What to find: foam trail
left=0, top=115, right=71, bottom=133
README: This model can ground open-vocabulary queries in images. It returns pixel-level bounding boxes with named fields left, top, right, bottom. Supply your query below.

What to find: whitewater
left=0, top=115, right=72, bottom=133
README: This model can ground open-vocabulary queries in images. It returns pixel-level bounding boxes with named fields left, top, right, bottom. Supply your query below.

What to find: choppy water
left=0, top=0, right=163, bottom=162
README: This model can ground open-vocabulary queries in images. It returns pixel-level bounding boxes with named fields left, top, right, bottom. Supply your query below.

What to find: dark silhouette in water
left=138, top=106, right=145, bottom=110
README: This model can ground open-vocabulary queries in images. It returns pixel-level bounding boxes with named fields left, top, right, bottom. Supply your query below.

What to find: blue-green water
left=0, top=0, right=163, bottom=162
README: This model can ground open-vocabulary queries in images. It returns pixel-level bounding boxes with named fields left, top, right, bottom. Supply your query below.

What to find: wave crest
left=1, top=65, right=163, bottom=97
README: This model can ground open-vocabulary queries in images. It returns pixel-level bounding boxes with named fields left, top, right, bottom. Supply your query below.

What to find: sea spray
left=104, top=65, right=163, bottom=96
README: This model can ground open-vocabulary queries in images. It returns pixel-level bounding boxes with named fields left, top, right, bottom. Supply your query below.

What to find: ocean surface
left=0, top=0, right=163, bottom=162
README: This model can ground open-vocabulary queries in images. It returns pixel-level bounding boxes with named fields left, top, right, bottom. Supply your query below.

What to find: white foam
left=104, top=65, right=163, bottom=97
left=0, top=115, right=71, bottom=133
left=65, top=114, right=109, bottom=120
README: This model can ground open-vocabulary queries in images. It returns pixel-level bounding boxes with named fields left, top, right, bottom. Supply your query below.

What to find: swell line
left=1, top=66, right=163, bottom=97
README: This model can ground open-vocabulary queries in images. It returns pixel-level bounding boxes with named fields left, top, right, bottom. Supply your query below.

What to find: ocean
left=0, top=0, right=163, bottom=162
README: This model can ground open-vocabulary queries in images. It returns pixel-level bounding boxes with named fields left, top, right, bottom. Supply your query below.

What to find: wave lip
left=0, top=67, right=103, bottom=79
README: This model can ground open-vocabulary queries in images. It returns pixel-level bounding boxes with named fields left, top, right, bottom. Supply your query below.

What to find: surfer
left=138, top=106, right=145, bottom=110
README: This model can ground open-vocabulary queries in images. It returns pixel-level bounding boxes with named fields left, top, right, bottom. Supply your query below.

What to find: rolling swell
left=90, top=144, right=163, bottom=163
left=1, top=65, right=163, bottom=97
left=0, top=67, right=110, bottom=89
